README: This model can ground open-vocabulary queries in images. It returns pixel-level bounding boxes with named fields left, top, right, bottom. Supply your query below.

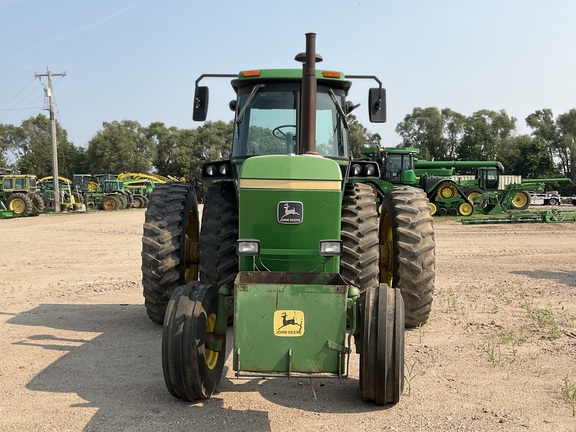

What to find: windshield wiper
left=329, top=89, right=349, bottom=130
left=236, top=84, right=266, bottom=125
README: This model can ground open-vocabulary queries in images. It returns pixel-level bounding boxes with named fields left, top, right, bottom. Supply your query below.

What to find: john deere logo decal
left=274, top=310, right=305, bottom=337
left=278, top=201, right=303, bottom=224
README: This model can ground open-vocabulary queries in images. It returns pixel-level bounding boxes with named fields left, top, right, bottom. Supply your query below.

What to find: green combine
left=141, top=33, right=436, bottom=406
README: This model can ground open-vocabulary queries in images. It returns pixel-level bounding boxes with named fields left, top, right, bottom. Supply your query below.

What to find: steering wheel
left=272, top=125, right=297, bottom=140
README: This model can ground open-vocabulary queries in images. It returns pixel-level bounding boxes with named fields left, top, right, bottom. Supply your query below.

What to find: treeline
left=1, top=107, right=575, bottom=195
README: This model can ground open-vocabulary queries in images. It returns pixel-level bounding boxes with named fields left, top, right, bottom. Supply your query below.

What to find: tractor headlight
left=219, top=164, right=228, bottom=175
left=205, top=164, right=215, bottom=176
left=319, top=240, right=342, bottom=257
left=237, top=239, right=260, bottom=256
left=352, top=164, right=362, bottom=176
left=364, top=164, right=376, bottom=176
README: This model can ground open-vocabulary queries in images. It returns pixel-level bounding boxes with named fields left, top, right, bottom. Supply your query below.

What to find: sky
left=1, top=0, right=575, bottom=150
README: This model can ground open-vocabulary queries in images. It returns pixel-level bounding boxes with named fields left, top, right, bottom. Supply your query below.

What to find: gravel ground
left=1, top=207, right=575, bottom=431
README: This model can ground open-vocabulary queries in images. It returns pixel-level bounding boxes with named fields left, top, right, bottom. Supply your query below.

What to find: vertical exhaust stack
left=300, top=33, right=319, bottom=154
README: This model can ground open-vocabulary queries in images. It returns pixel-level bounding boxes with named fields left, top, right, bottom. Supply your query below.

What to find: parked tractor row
left=38, top=172, right=179, bottom=212
left=1, top=170, right=178, bottom=218
left=361, top=147, right=571, bottom=217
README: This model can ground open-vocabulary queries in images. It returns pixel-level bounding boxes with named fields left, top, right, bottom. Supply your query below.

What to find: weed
left=561, top=376, right=576, bottom=417
left=417, top=323, right=425, bottom=343
left=404, top=361, right=420, bottom=396
left=531, top=306, right=562, bottom=340
left=498, top=327, right=527, bottom=358
left=481, top=337, right=501, bottom=367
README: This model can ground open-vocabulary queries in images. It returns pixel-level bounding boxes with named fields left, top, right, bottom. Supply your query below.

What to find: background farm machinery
left=1, top=170, right=45, bottom=218
left=361, top=147, right=570, bottom=217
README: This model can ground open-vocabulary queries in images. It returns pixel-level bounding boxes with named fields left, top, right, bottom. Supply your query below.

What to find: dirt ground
left=1, top=207, right=576, bottom=431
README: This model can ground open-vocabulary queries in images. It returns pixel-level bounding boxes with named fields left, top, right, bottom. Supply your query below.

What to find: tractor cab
left=230, top=79, right=351, bottom=158
left=476, top=167, right=500, bottom=190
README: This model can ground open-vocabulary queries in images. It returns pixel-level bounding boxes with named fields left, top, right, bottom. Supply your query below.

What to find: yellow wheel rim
left=512, top=192, right=528, bottom=208
left=205, top=312, right=219, bottom=370
left=459, top=202, right=473, bottom=216
left=429, top=202, right=437, bottom=215
left=468, top=192, right=481, bottom=204
left=10, top=198, right=26, bottom=214
left=438, top=183, right=458, bottom=199
left=379, top=213, right=394, bottom=286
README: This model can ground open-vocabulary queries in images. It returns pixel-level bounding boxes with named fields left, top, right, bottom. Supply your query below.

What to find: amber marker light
left=241, top=70, right=261, bottom=77
left=322, top=70, right=341, bottom=78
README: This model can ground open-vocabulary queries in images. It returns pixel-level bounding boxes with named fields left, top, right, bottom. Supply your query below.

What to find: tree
left=457, top=109, right=516, bottom=161
left=0, top=123, right=25, bottom=169
left=526, top=109, right=576, bottom=187
left=146, top=122, right=180, bottom=175
left=395, top=107, right=464, bottom=160
left=86, top=120, right=155, bottom=174
left=555, top=109, right=576, bottom=182
left=501, top=135, right=555, bottom=179
left=348, top=114, right=380, bottom=157
left=0, top=115, right=84, bottom=178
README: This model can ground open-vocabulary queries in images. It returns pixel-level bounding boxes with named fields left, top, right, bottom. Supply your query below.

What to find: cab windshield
left=231, top=83, right=348, bottom=158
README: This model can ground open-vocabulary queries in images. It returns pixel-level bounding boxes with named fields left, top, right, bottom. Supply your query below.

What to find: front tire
left=510, top=190, right=531, bottom=210
left=380, top=186, right=435, bottom=328
left=141, top=183, right=200, bottom=323
left=162, top=281, right=226, bottom=401
left=359, top=284, right=405, bottom=406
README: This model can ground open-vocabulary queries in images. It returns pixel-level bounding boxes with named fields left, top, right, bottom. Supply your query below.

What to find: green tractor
left=73, top=174, right=133, bottom=210
left=141, top=33, right=435, bottom=406
left=362, top=146, right=504, bottom=216
left=0, top=173, right=45, bottom=217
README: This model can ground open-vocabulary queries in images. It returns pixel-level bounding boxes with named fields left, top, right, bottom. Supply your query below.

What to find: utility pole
left=35, top=68, right=66, bottom=212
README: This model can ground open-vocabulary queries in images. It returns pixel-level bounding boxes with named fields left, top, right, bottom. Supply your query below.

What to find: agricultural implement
left=473, top=177, right=572, bottom=215
left=37, top=176, right=85, bottom=211
left=462, top=208, right=576, bottom=224
left=141, top=33, right=436, bottom=406
left=0, top=200, right=17, bottom=219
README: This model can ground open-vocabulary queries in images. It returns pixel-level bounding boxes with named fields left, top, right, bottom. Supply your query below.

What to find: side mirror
left=368, top=88, right=386, bottom=123
left=193, top=86, right=209, bottom=121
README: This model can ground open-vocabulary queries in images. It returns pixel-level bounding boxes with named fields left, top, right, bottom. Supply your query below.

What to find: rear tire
left=162, top=281, right=226, bottom=401
left=360, top=284, right=405, bottom=405
left=7, top=193, right=32, bottom=216
left=102, top=195, right=120, bottom=210
left=380, top=186, right=435, bottom=328
left=29, top=193, right=45, bottom=216
left=141, top=183, right=200, bottom=323
left=199, top=181, right=239, bottom=292
left=340, top=183, right=379, bottom=293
